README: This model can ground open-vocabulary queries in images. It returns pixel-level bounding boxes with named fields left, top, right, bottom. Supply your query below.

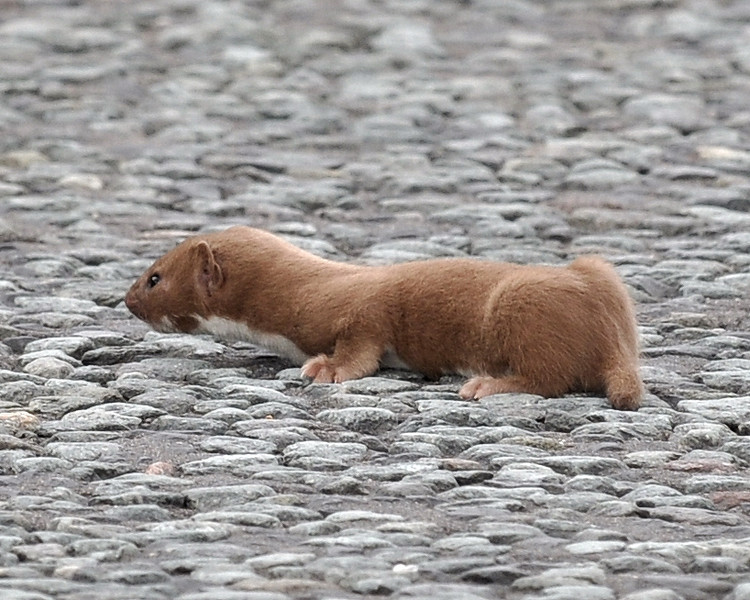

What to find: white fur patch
left=192, top=315, right=310, bottom=364
left=156, top=316, right=180, bottom=334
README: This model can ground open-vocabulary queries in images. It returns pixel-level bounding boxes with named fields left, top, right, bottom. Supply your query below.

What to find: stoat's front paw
left=459, top=376, right=506, bottom=400
left=302, top=355, right=342, bottom=383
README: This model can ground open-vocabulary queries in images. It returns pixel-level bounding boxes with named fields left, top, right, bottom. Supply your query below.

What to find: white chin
left=153, top=316, right=180, bottom=333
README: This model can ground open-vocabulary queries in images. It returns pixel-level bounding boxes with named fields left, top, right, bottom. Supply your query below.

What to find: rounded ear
left=193, top=241, right=224, bottom=296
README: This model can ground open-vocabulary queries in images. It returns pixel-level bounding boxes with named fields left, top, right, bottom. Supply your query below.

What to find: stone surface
left=0, top=1, right=750, bottom=599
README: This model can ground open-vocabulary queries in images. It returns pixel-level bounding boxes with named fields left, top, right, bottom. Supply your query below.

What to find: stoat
left=125, top=226, right=643, bottom=410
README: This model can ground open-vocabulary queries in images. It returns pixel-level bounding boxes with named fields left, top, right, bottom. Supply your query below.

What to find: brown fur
left=125, top=226, right=644, bottom=410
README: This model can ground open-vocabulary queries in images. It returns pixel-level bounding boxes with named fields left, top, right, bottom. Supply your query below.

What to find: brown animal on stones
left=125, top=226, right=644, bottom=410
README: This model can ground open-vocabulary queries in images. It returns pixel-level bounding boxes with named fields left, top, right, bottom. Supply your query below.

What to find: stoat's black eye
left=147, top=273, right=160, bottom=288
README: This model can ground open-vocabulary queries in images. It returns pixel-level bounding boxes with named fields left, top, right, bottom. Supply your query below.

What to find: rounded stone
left=316, top=407, right=398, bottom=435
left=22, top=357, right=75, bottom=379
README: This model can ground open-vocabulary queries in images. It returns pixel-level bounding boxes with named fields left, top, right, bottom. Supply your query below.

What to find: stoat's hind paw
left=459, top=375, right=562, bottom=399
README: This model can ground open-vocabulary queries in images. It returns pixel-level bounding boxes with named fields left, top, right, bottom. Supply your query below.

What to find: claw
left=302, top=355, right=341, bottom=383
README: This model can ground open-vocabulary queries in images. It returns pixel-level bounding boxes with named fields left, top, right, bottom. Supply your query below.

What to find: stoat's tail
left=571, top=256, right=644, bottom=411
left=604, top=360, right=644, bottom=411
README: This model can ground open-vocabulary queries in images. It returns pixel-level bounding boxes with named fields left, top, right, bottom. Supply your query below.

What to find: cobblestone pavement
left=2, top=0, right=750, bottom=598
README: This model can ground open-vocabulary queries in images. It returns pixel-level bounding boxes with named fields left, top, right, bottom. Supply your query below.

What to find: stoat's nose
left=124, top=287, right=141, bottom=317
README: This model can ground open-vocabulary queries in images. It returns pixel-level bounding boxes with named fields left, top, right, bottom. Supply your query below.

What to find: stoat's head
left=125, top=235, right=225, bottom=333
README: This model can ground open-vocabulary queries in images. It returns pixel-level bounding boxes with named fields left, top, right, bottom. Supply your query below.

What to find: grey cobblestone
left=2, top=0, right=750, bottom=598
